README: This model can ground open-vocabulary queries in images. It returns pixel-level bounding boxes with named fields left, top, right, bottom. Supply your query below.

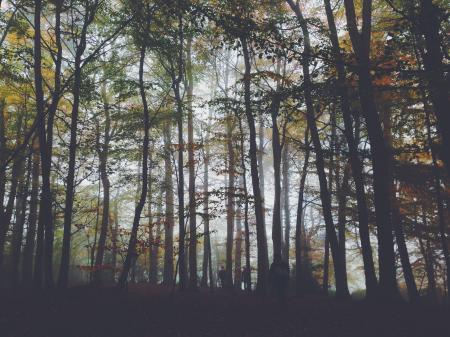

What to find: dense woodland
left=0, top=0, right=449, bottom=312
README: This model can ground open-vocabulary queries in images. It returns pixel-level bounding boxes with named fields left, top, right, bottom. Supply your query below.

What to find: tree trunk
left=238, top=117, right=252, bottom=292
left=342, top=0, right=399, bottom=299
left=234, top=183, right=243, bottom=289
left=59, top=2, right=96, bottom=287
left=118, top=47, right=150, bottom=288
left=92, top=82, right=112, bottom=285
left=186, top=36, right=197, bottom=290
left=323, top=0, right=378, bottom=297
left=424, top=97, right=450, bottom=297
left=282, top=141, right=290, bottom=263
left=287, top=0, right=349, bottom=299
left=271, top=77, right=283, bottom=264
left=163, top=123, right=174, bottom=285
left=0, top=114, right=24, bottom=279
left=418, top=207, right=437, bottom=301
left=150, top=188, right=163, bottom=284
left=295, top=128, right=310, bottom=295
left=418, top=0, right=450, bottom=176
left=241, top=36, right=269, bottom=293
left=22, top=137, right=40, bottom=285
left=382, top=109, right=418, bottom=301
left=11, top=146, right=30, bottom=287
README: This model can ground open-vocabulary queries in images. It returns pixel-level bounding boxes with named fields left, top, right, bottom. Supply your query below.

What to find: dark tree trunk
left=238, top=116, right=251, bottom=292
left=201, top=132, right=211, bottom=288
left=93, top=82, right=112, bottom=285
left=186, top=36, right=197, bottom=290
left=287, top=0, right=349, bottom=299
left=342, top=0, right=399, bottom=299
left=22, top=137, right=40, bottom=285
left=241, top=36, right=269, bottom=293
left=295, top=128, right=310, bottom=295
left=59, top=2, right=98, bottom=288
left=11, top=146, right=30, bottom=287
left=163, top=123, right=174, bottom=285
left=150, top=189, right=163, bottom=284
left=111, top=202, right=119, bottom=282
left=418, top=0, right=450, bottom=176
left=0, top=114, right=24, bottom=279
left=226, top=111, right=236, bottom=288
left=271, top=85, right=282, bottom=264
left=323, top=0, right=378, bottom=297
left=118, top=47, right=150, bottom=288
left=282, top=141, right=290, bottom=263
left=382, top=109, right=418, bottom=301
left=424, top=98, right=450, bottom=296
left=234, top=184, right=243, bottom=289
left=417, top=208, right=437, bottom=301
left=33, top=0, right=53, bottom=289
left=258, top=115, right=265, bottom=229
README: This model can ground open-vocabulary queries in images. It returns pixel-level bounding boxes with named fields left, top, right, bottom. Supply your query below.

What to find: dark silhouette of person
left=218, top=266, right=227, bottom=288
left=269, top=260, right=290, bottom=303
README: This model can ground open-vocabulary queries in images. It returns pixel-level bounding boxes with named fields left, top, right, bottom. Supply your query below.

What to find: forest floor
left=0, top=284, right=448, bottom=337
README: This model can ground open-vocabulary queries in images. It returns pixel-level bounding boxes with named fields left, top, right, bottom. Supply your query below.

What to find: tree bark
left=92, top=81, right=112, bottom=285
left=323, top=0, right=378, bottom=297
left=238, top=116, right=252, bottom=292
left=22, top=137, right=40, bottom=285
left=282, top=141, right=290, bottom=263
left=241, top=36, right=269, bottom=293
left=118, top=46, right=150, bottom=288
left=295, top=128, right=310, bottom=295
left=342, top=0, right=399, bottom=299
left=418, top=0, right=450, bottom=176
left=287, top=0, right=349, bottom=299
left=186, top=36, right=197, bottom=290
left=11, top=144, right=30, bottom=287
left=163, top=123, right=174, bottom=285
left=59, top=2, right=98, bottom=288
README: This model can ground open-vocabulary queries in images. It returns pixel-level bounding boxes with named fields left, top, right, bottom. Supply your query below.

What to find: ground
left=0, top=285, right=448, bottom=337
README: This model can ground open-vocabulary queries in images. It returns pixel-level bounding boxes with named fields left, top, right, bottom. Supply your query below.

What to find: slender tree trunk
left=382, top=109, right=418, bottom=300
left=424, top=100, right=450, bottom=296
left=342, top=0, right=399, bottom=299
left=201, top=126, right=213, bottom=289
left=258, top=116, right=265, bottom=228
left=418, top=0, right=450, bottom=176
left=150, top=189, right=163, bottom=284
left=33, top=0, right=53, bottom=289
left=234, top=188, right=243, bottom=289
left=282, top=141, right=290, bottom=263
left=118, top=47, right=150, bottom=288
left=111, top=201, right=119, bottom=282
left=0, top=115, right=24, bottom=278
left=417, top=208, right=437, bottom=301
left=238, top=117, right=252, bottom=292
left=225, top=115, right=236, bottom=288
left=323, top=0, right=378, bottom=297
left=241, top=36, right=269, bottom=293
left=337, top=162, right=350, bottom=289
left=295, top=129, right=310, bottom=295
left=271, top=85, right=283, bottom=264
left=287, top=0, right=349, bottom=299
left=22, top=137, right=40, bottom=285
left=163, top=123, right=174, bottom=285
left=186, top=36, right=197, bottom=290
left=59, top=2, right=97, bottom=287
left=147, top=148, right=154, bottom=283
left=11, top=146, right=30, bottom=287
left=92, top=83, right=111, bottom=285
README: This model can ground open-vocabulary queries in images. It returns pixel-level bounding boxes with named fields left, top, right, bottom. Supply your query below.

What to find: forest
left=0, top=0, right=449, bottom=336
